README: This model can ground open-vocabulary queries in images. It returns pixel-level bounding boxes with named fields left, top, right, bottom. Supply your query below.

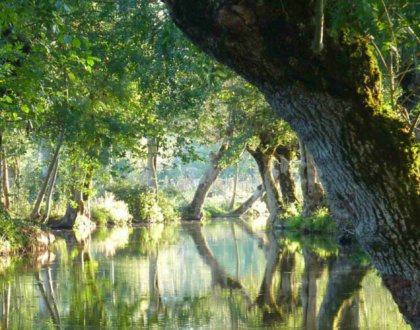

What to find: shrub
left=90, top=193, right=132, bottom=226
left=284, top=207, right=335, bottom=233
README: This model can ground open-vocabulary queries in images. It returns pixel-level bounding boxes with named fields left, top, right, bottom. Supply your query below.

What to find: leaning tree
left=162, top=0, right=420, bottom=327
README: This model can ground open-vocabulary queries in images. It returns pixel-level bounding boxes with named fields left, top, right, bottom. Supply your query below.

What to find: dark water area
left=0, top=219, right=409, bottom=329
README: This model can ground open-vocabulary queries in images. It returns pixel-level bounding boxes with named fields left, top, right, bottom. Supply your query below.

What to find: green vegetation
left=283, top=207, right=336, bottom=234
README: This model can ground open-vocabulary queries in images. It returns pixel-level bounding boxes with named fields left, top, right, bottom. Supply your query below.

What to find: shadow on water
left=0, top=220, right=413, bottom=329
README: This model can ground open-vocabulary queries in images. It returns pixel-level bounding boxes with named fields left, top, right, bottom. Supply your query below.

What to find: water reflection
left=0, top=221, right=410, bottom=329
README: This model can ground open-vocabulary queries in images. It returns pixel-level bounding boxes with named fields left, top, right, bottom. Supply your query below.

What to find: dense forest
left=1, top=0, right=420, bottom=329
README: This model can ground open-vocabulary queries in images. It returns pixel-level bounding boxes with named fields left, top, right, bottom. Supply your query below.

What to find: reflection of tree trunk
left=147, top=137, right=159, bottom=197
left=277, top=249, right=296, bottom=318
left=182, top=143, right=228, bottom=220
left=338, top=293, right=360, bottom=330
left=36, top=270, right=61, bottom=326
left=188, top=223, right=253, bottom=307
left=255, top=233, right=282, bottom=323
left=299, top=140, right=324, bottom=218
left=301, top=248, right=325, bottom=330
left=234, top=218, right=269, bottom=251
left=274, top=145, right=298, bottom=205
left=42, top=158, right=59, bottom=224
left=148, top=250, right=161, bottom=318
left=247, top=141, right=284, bottom=225
left=2, top=282, right=10, bottom=330
left=30, top=130, right=64, bottom=220
left=229, top=162, right=239, bottom=210
left=226, top=184, right=265, bottom=217
left=316, top=252, right=370, bottom=330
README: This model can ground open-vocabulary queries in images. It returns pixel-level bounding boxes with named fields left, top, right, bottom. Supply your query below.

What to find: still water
left=0, top=220, right=410, bottom=329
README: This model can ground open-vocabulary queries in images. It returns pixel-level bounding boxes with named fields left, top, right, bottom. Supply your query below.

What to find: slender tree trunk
left=0, top=132, right=3, bottom=208
left=1, top=150, right=10, bottom=210
left=229, top=162, right=239, bottom=210
left=147, top=137, right=158, bottom=197
left=247, top=144, right=284, bottom=225
left=42, top=158, right=59, bottom=224
left=226, top=184, right=265, bottom=217
left=182, top=143, right=228, bottom=220
left=274, top=145, right=298, bottom=205
left=165, top=3, right=420, bottom=327
left=299, top=140, right=324, bottom=218
left=30, top=131, right=64, bottom=220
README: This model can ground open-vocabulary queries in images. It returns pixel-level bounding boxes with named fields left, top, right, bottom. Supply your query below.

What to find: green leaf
left=21, top=105, right=30, bottom=113
left=72, top=37, right=81, bottom=48
left=68, top=73, right=76, bottom=81
left=64, top=35, right=72, bottom=44
left=55, top=1, right=62, bottom=10
left=87, top=58, right=95, bottom=66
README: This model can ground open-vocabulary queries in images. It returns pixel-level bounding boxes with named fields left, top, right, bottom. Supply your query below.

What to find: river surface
left=0, top=220, right=410, bottom=329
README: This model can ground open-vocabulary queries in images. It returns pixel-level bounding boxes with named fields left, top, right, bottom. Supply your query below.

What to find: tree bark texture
left=299, top=140, right=324, bottom=218
left=182, top=143, right=228, bottom=220
left=247, top=143, right=284, bottom=225
left=226, top=184, right=265, bottom=217
left=274, top=145, right=298, bottom=205
left=164, top=2, right=420, bottom=327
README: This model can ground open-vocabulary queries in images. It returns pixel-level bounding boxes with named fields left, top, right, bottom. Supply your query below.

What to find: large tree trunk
left=274, top=145, right=298, bottom=206
left=146, top=137, right=158, bottom=196
left=226, top=184, right=265, bottom=217
left=165, top=3, right=420, bottom=327
left=299, top=140, right=324, bottom=218
left=182, top=143, right=228, bottom=220
left=42, top=158, right=59, bottom=224
left=30, top=131, right=64, bottom=220
left=247, top=143, right=284, bottom=225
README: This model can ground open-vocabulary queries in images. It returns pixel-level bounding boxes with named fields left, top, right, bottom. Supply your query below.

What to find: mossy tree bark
left=247, top=138, right=285, bottom=225
left=182, top=143, right=228, bottom=220
left=226, top=184, right=265, bottom=217
left=274, top=145, right=298, bottom=206
left=164, top=2, right=420, bottom=326
left=299, top=140, right=324, bottom=218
